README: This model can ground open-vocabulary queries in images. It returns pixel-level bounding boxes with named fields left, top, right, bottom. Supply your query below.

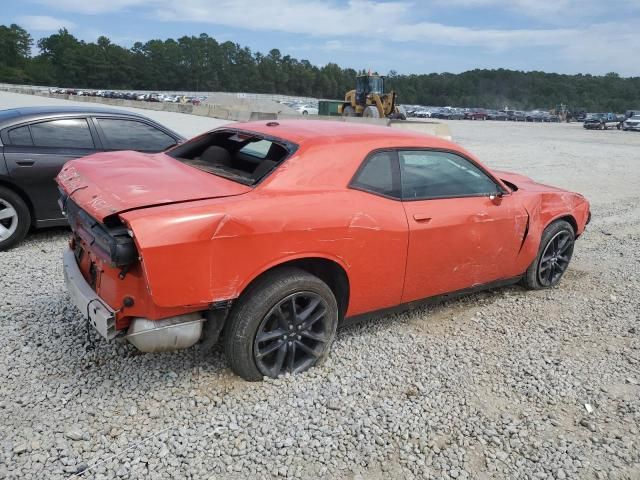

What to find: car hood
left=56, top=150, right=251, bottom=222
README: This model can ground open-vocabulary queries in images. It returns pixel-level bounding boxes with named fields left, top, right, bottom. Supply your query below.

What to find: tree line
left=1, top=23, right=639, bottom=112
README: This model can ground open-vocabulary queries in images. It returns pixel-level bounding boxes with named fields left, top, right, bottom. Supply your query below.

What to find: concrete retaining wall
left=0, top=83, right=452, bottom=140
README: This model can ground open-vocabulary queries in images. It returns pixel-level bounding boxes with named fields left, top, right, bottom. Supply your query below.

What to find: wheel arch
left=0, top=177, right=35, bottom=227
left=236, top=256, right=350, bottom=322
left=547, top=214, right=578, bottom=236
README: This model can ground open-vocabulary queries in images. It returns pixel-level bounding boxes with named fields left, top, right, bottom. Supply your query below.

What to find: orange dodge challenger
left=57, top=120, right=590, bottom=380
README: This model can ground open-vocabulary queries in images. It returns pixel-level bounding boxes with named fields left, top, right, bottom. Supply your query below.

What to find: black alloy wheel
left=522, top=220, right=575, bottom=290
left=254, top=292, right=331, bottom=377
left=537, top=230, right=574, bottom=287
left=223, top=267, right=338, bottom=381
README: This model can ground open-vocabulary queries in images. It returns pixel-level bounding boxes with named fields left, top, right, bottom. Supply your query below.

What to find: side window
left=95, top=118, right=177, bottom=152
left=399, top=150, right=499, bottom=200
left=30, top=119, right=94, bottom=149
left=351, top=151, right=400, bottom=199
left=7, top=126, right=33, bottom=146
left=239, top=140, right=271, bottom=159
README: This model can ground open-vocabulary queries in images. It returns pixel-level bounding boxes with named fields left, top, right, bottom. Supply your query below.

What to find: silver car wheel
left=0, top=198, right=18, bottom=241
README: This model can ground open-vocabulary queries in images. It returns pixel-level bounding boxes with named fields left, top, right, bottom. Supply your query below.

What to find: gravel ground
left=1, top=94, right=639, bottom=479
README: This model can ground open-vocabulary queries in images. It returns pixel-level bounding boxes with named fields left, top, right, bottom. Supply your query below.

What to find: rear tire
left=0, top=187, right=30, bottom=251
left=363, top=106, right=380, bottom=118
left=223, top=267, right=338, bottom=381
left=522, top=220, right=575, bottom=290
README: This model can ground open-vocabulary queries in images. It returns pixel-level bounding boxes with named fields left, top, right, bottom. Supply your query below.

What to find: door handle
left=413, top=214, right=432, bottom=222
left=16, top=159, right=35, bottom=166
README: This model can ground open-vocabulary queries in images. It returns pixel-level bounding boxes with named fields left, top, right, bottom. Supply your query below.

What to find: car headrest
left=200, top=145, right=232, bottom=166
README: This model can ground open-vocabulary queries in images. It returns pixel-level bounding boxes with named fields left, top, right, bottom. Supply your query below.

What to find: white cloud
left=16, top=15, right=76, bottom=31
left=434, top=0, right=639, bottom=20
left=33, top=0, right=151, bottom=14
left=25, top=0, right=640, bottom=75
left=152, top=0, right=411, bottom=37
left=387, top=23, right=578, bottom=49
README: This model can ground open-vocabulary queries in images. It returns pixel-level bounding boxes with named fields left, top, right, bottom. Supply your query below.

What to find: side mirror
left=489, top=191, right=504, bottom=203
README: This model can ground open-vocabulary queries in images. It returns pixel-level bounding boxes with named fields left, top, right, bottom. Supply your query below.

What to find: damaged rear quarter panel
left=120, top=188, right=409, bottom=315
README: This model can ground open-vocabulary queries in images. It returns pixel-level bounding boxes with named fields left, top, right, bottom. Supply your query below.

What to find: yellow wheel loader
left=339, top=74, right=406, bottom=120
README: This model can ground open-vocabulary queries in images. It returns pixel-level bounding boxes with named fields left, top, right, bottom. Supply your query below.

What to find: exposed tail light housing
left=61, top=191, right=138, bottom=267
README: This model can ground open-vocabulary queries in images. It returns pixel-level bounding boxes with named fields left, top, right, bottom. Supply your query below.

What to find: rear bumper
left=63, top=248, right=117, bottom=340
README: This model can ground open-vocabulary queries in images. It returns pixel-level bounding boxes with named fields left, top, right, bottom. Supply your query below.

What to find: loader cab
left=356, top=75, right=384, bottom=105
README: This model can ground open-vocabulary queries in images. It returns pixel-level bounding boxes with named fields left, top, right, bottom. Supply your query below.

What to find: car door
left=92, top=117, right=179, bottom=153
left=399, top=149, right=528, bottom=303
left=348, top=150, right=408, bottom=312
left=2, top=118, right=99, bottom=223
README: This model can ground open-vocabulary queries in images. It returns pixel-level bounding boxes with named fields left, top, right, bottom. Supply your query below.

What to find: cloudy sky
left=7, top=0, right=640, bottom=76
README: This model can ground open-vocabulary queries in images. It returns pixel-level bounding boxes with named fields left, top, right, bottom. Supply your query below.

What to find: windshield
left=368, top=76, right=383, bottom=94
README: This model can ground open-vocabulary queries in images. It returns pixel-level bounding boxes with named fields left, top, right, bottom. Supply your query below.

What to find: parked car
left=413, top=109, right=432, bottom=118
left=506, top=111, right=526, bottom=122
left=622, top=115, right=640, bottom=131
left=0, top=106, right=184, bottom=250
left=487, top=110, right=507, bottom=121
left=57, top=120, right=590, bottom=381
left=464, top=109, right=487, bottom=120
left=294, top=104, right=319, bottom=115
left=430, top=109, right=444, bottom=119
left=583, top=113, right=623, bottom=130
left=449, top=109, right=465, bottom=120
left=572, top=110, right=588, bottom=122
left=525, top=111, right=547, bottom=122
left=432, top=108, right=464, bottom=120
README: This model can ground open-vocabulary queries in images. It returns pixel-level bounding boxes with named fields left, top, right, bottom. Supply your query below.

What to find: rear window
left=95, top=118, right=177, bottom=152
left=169, top=130, right=292, bottom=185
left=30, top=119, right=94, bottom=149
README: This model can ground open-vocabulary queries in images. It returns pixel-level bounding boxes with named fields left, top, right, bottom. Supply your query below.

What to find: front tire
left=0, top=187, right=30, bottom=251
left=363, top=105, right=380, bottom=118
left=223, top=267, right=338, bottom=381
left=522, top=220, right=575, bottom=290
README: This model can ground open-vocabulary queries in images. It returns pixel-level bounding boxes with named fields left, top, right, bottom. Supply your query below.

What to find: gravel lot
left=1, top=92, right=639, bottom=479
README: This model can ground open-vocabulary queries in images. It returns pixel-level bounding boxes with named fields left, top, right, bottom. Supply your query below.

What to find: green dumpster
left=318, top=100, right=344, bottom=117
